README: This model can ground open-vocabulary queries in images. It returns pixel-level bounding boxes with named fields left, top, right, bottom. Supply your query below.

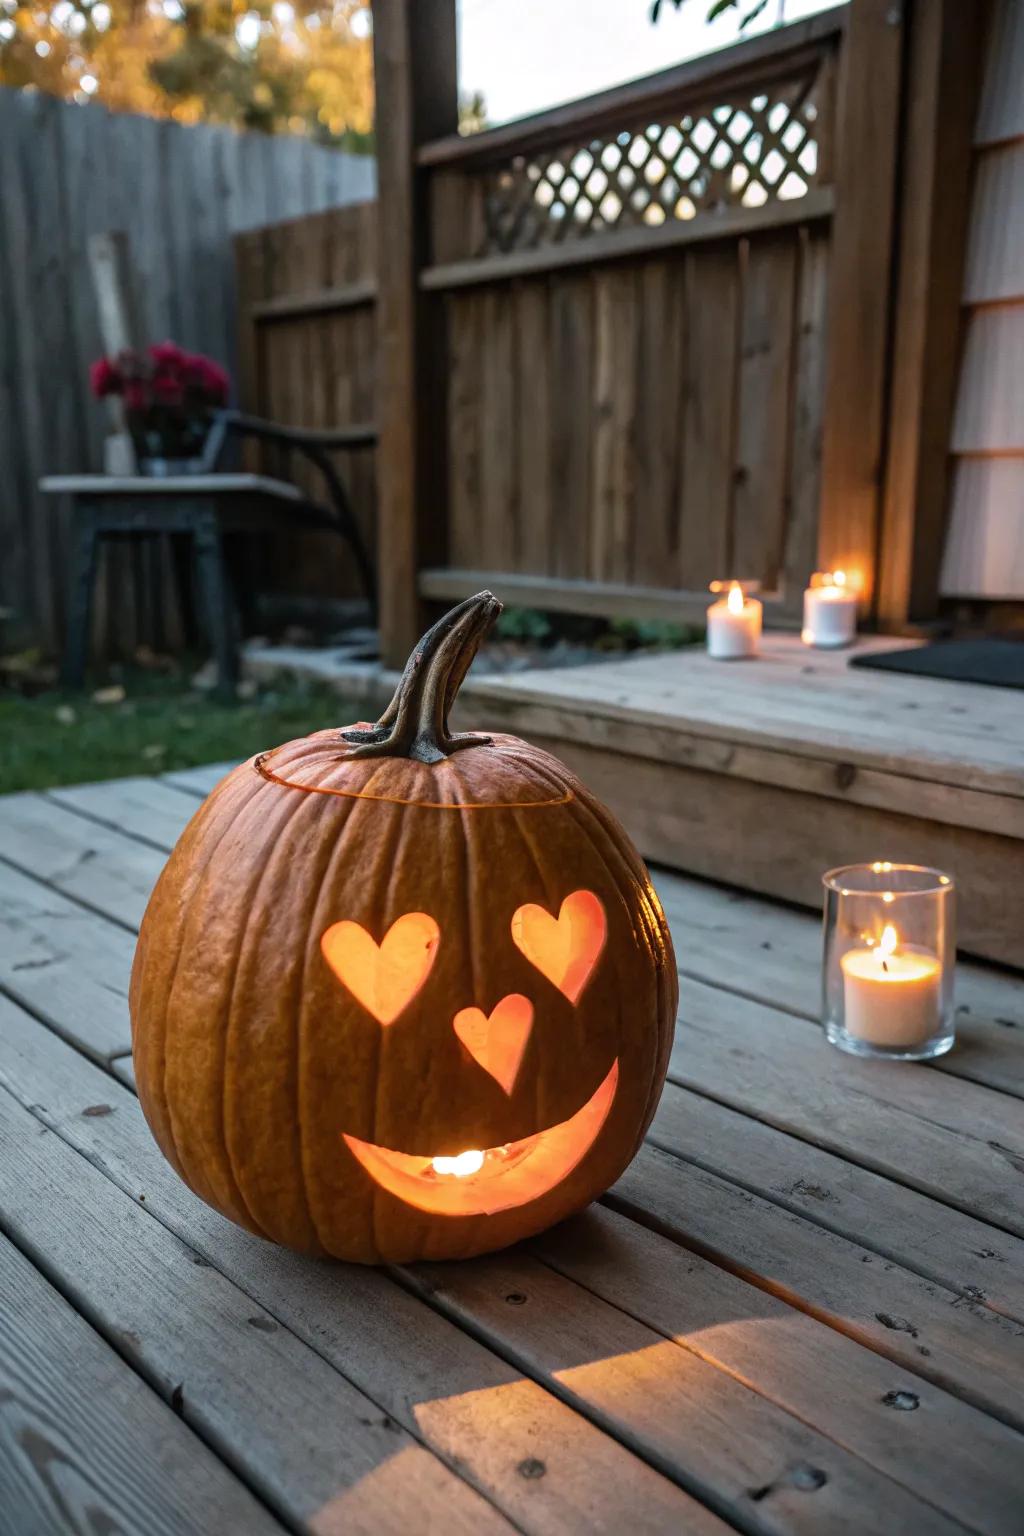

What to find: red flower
left=123, top=380, right=147, bottom=414
left=89, top=357, right=122, bottom=398
left=183, top=352, right=230, bottom=404
left=203, top=362, right=230, bottom=404
left=152, top=373, right=184, bottom=406
left=149, top=340, right=185, bottom=369
left=89, top=340, right=230, bottom=415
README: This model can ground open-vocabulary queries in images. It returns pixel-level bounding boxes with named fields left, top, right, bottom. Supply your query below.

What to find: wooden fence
left=368, top=3, right=893, bottom=663
left=421, top=24, right=839, bottom=629
left=358, top=0, right=988, bottom=665
left=0, top=87, right=374, bottom=656
left=230, top=14, right=847, bottom=649
left=233, top=202, right=378, bottom=610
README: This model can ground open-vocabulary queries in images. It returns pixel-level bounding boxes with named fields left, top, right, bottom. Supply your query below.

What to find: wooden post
left=372, top=0, right=458, bottom=666
left=876, top=0, right=989, bottom=630
left=816, top=0, right=904, bottom=611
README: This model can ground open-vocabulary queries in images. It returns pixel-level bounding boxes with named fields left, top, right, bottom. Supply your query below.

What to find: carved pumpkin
left=130, top=593, right=677, bottom=1263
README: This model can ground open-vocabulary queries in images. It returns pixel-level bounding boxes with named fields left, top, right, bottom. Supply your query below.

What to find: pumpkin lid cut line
left=253, top=744, right=576, bottom=810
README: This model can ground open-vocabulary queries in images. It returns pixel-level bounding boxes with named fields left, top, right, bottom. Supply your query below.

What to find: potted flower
left=90, top=342, right=230, bottom=476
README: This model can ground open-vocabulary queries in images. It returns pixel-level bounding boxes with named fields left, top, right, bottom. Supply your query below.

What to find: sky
left=457, top=0, right=842, bottom=126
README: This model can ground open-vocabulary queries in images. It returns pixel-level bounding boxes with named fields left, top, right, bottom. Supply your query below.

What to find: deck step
left=456, top=635, right=1024, bottom=968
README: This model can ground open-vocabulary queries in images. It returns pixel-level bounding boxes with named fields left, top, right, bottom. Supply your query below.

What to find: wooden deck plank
left=469, top=683, right=1024, bottom=843
left=671, top=979, right=1024, bottom=1239
left=654, top=870, right=1024, bottom=1099
left=49, top=775, right=201, bottom=850
left=0, top=793, right=164, bottom=931
left=6, top=764, right=1023, bottom=1530
left=0, top=859, right=132, bottom=1060
left=479, top=640, right=1024, bottom=759
left=0, top=996, right=716, bottom=1536
left=455, top=639, right=1024, bottom=968
left=110, top=1051, right=137, bottom=1090
left=161, top=761, right=237, bottom=796
left=611, top=1140, right=1024, bottom=1437
left=0, top=1234, right=286, bottom=1536
left=650, top=1084, right=1024, bottom=1328
left=520, top=728, right=1022, bottom=967
left=401, top=1253, right=973, bottom=1536
left=532, top=1203, right=1024, bottom=1536
left=471, top=673, right=1024, bottom=802
left=0, top=1080, right=513, bottom=1536
left=29, top=783, right=1023, bottom=1098
left=470, top=639, right=1024, bottom=799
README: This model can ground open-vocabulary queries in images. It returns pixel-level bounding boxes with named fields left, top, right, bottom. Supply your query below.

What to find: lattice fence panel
left=478, top=66, right=826, bottom=256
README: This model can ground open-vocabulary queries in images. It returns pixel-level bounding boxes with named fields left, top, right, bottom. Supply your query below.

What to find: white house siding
left=940, top=0, right=1024, bottom=599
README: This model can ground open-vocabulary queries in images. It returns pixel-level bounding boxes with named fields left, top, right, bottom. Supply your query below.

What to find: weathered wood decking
left=1, top=765, right=1023, bottom=1534
left=459, top=635, right=1024, bottom=967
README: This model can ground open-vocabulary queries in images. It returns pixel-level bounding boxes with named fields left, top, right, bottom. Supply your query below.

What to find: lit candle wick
left=878, top=922, right=897, bottom=975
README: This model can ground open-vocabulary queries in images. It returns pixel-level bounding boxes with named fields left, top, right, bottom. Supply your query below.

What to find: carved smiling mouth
left=343, top=1059, right=619, bottom=1217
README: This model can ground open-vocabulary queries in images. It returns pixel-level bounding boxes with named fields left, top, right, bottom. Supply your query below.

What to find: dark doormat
left=850, top=637, right=1024, bottom=690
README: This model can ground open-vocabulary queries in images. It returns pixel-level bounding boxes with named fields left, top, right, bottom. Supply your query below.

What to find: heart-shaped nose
left=453, top=994, right=533, bottom=1094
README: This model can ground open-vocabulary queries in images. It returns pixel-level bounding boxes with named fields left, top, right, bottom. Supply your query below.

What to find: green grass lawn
left=0, top=671, right=353, bottom=794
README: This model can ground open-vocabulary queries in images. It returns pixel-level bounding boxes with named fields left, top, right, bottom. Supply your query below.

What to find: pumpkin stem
left=339, top=591, right=503, bottom=764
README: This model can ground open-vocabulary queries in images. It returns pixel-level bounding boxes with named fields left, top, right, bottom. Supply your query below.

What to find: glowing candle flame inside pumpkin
left=432, top=1149, right=486, bottom=1177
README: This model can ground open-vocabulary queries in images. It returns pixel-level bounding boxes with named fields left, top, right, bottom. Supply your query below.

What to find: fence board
left=430, top=213, right=821, bottom=607
left=732, top=235, right=798, bottom=588
left=447, top=291, right=484, bottom=568
left=515, top=281, right=553, bottom=573
left=632, top=261, right=685, bottom=588
left=591, top=266, right=638, bottom=583
left=480, top=286, right=518, bottom=571
left=550, top=271, right=595, bottom=579
left=680, top=246, right=740, bottom=587
left=781, top=228, right=829, bottom=603
left=234, top=199, right=379, bottom=610
left=0, top=85, right=373, bottom=656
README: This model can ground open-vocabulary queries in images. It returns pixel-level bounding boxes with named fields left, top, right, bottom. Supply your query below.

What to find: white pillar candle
left=840, top=924, right=942, bottom=1047
left=707, top=583, right=762, bottom=659
left=801, top=571, right=858, bottom=648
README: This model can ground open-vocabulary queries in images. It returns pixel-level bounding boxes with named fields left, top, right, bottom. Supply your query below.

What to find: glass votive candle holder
left=822, top=863, right=955, bottom=1061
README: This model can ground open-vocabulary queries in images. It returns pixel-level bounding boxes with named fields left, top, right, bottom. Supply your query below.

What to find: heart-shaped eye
left=321, top=913, right=439, bottom=1025
left=453, top=994, right=533, bottom=1094
left=510, top=889, right=606, bottom=1004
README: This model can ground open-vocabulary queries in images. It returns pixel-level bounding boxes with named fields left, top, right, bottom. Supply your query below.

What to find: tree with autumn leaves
left=0, top=0, right=374, bottom=145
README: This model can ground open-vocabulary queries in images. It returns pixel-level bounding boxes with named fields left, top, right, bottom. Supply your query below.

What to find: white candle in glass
left=802, top=570, right=858, bottom=649
left=707, top=582, right=762, bottom=659
left=840, top=923, right=942, bottom=1047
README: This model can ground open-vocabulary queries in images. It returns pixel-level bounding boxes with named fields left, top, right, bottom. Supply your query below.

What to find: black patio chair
left=44, top=409, right=377, bottom=697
